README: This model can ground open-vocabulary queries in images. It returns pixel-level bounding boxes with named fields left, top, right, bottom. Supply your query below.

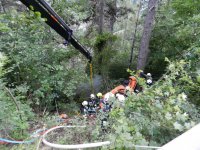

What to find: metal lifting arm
left=19, top=0, right=92, bottom=62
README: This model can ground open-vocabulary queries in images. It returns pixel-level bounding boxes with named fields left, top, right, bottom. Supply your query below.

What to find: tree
left=97, top=0, right=104, bottom=34
left=107, top=0, right=117, bottom=33
left=0, top=9, right=87, bottom=112
left=129, top=0, right=142, bottom=69
left=137, top=0, right=158, bottom=70
left=106, top=59, right=200, bottom=148
left=146, top=0, right=200, bottom=104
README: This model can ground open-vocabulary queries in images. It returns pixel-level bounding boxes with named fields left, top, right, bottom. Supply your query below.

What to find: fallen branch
left=4, top=86, right=23, bottom=122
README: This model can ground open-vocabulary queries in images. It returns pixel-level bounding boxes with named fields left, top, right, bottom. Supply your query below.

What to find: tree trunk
left=108, top=0, right=117, bottom=33
left=137, top=0, right=158, bottom=70
left=97, top=0, right=104, bottom=70
left=129, top=0, right=142, bottom=69
left=97, top=0, right=104, bottom=34
left=0, top=0, right=8, bottom=12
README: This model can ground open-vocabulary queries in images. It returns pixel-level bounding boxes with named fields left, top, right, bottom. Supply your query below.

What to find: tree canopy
left=0, top=0, right=199, bottom=149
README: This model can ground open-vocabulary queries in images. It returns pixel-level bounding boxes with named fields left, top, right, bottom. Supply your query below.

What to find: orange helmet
left=129, top=76, right=137, bottom=81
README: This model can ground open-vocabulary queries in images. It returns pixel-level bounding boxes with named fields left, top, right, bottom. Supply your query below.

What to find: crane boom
left=19, top=0, right=92, bottom=62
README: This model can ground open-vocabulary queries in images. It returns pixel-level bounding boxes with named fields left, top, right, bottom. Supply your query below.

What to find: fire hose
left=42, top=126, right=110, bottom=149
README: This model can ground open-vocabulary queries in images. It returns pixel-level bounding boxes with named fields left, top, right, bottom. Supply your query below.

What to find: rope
left=42, top=126, right=111, bottom=149
left=89, top=63, right=94, bottom=93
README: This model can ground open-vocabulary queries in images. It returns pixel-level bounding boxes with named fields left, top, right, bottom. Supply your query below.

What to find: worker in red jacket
left=110, top=80, right=129, bottom=95
left=127, top=76, right=137, bottom=93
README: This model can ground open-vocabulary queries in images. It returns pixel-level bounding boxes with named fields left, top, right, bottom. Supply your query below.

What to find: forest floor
left=0, top=114, right=100, bottom=150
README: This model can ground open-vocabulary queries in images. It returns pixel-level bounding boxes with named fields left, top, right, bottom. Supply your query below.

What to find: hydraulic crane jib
left=19, top=0, right=92, bottom=62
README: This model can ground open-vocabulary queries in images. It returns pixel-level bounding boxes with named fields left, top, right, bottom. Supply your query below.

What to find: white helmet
left=104, top=93, right=110, bottom=102
left=90, top=94, right=95, bottom=99
left=116, top=93, right=125, bottom=102
left=104, top=92, right=114, bottom=102
left=82, top=101, right=88, bottom=106
left=147, top=79, right=152, bottom=84
left=147, top=73, right=151, bottom=77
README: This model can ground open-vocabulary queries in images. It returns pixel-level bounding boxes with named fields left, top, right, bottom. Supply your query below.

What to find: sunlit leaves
left=173, top=122, right=183, bottom=131
left=108, top=59, right=200, bottom=147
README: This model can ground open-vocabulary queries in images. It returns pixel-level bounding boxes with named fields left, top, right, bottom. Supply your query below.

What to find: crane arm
left=19, top=0, right=92, bottom=62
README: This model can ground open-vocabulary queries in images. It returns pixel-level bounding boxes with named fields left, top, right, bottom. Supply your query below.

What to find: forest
left=0, top=0, right=200, bottom=149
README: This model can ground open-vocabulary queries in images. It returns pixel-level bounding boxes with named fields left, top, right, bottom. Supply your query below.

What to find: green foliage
left=93, top=32, right=117, bottom=74
left=147, top=0, right=200, bottom=79
left=58, top=101, right=80, bottom=116
left=108, top=52, right=130, bottom=79
left=105, top=59, right=200, bottom=148
left=50, top=0, right=91, bottom=24
left=0, top=75, right=34, bottom=140
left=0, top=9, right=87, bottom=112
left=145, top=0, right=200, bottom=109
left=0, top=4, right=90, bottom=145
left=172, top=0, right=200, bottom=19
left=0, top=1, right=199, bottom=149
left=95, top=33, right=118, bottom=48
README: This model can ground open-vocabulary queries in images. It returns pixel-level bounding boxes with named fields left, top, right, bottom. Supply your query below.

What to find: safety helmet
left=82, top=101, right=88, bottom=106
left=147, top=79, right=152, bottom=84
left=97, top=92, right=103, bottom=98
left=90, top=94, right=95, bottom=99
left=147, top=73, right=151, bottom=77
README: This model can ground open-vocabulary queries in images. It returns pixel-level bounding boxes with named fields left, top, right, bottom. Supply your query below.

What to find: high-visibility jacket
left=110, top=85, right=126, bottom=95
left=128, top=76, right=137, bottom=92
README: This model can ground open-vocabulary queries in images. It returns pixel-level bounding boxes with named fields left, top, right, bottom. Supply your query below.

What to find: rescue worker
left=137, top=71, right=153, bottom=86
left=146, top=73, right=153, bottom=86
left=116, top=93, right=125, bottom=103
left=133, top=71, right=153, bottom=93
left=81, top=94, right=97, bottom=116
left=103, top=80, right=129, bottom=102
left=99, top=93, right=112, bottom=132
left=110, top=80, right=129, bottom=95
left=97, top=92, right=103, bottom=99
left=127, top=76, right=137, bottom=93
left=87, top=94, right=97, bottom=115
left=81, top=100, right=88, bottom=115
left=138, top=70, right=147, bottom=78
left=96, top=92, right=103, bottom=107
left=99, top=94, right=112, bottom=112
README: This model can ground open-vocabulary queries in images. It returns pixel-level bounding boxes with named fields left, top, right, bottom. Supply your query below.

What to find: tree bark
left=0, top=0, right=7, bottom=12
left=108, top=0, right=117, bottom=33
left=95, top=0, right=104, bottom=75
left=137, top=0, right=158, bottom=70
left=97, top=0, right=104, bottom=34
left=129, top=0, right=142, bottom=69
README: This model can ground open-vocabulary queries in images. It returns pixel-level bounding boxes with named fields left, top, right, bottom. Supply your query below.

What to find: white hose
left=134, top=145, right=162, bottom=149
left=42, top=126, right=111, bottom=149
